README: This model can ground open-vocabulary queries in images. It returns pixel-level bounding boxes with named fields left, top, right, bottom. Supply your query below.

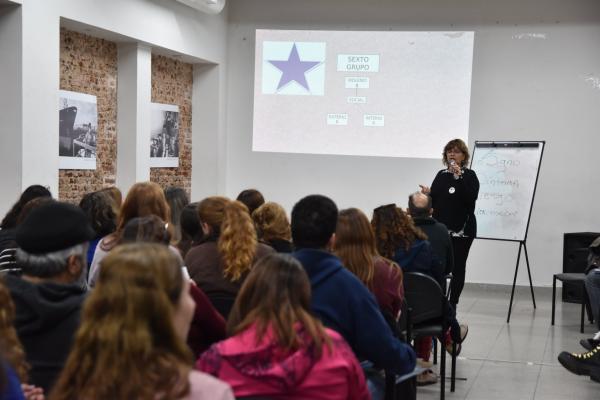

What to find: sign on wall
left=58, top=90, right=98, bottom=170
left=150, top=103, right=180, bottom=168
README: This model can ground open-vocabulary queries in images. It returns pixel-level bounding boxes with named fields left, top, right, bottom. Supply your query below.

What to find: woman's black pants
left=449, top=236, right=474, bottom=308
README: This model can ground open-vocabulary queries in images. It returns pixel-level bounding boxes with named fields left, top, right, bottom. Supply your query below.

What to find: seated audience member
left=179, top=202, right=202, bottom=258
left=236, top=188, right=265, bottom=216
left=408, top=192, right=454, bottom=276
left=79, top=191, right=117, bottom=266
left=581, top=237, right=600, bottom=351
left=120, top=215, right=171, bottom=245
left=119, top=215, right=227, bottom=358
left=197, top=253, right=369, bottom=400
left=164, top=187, right=190, bottom=246
left=558, top=238, right=600, bottom=382
left=1, top=197, right=55, bottom=275
left=372, top=204, right=467, bottom=362
left=49, top=244, right=234, bottom=400
left=1, top=361, right=25, bottom=400
left=252, top=201, right=294, bottom=253
left=290, top=195, right=416, bottom=393
left=184, top=197, right=273, bottom=319
left=88, top=181, right=173, bottom=286
left=372, top=204, right=444, bottom=285
left=98, top=186, right=122, bottom=214
left=334, top=208, right=403, bottom=320
left=5, top=202, right=94, bottom=393
left=0, top=185, right=52, bottom=269
left=1, top=279, right=44, bottom=400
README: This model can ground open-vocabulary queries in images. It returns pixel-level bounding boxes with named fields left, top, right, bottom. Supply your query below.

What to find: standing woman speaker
left=420, top=139, right=479, bottom=310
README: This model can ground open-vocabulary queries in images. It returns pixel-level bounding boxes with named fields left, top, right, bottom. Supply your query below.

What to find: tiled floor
left=416, top=284, right=600, bottom=400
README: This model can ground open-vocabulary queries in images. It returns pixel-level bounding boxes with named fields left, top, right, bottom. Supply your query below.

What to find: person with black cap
left=2, top=201, right=95, bottom=394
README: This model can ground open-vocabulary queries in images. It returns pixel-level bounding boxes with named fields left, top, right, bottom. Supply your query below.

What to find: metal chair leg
left=581, top=292, right=585, bottom=334
left=451, top=342, right=457, bottom=392
left=552, top=276, right=556, bottom=325
left=583, top=286, right=594, bottom=324
left=433, top=338, right=438, bottom=365
left=440, top=335, right=446, bottom=400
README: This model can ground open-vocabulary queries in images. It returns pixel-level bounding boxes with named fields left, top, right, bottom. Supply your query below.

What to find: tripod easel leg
left=523, top=242, right=536, bottom=309
left=507, top=242, right=523, bottom=323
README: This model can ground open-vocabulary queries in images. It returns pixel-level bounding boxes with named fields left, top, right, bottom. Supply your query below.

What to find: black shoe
left=558, top=345, right=600, bottom=376
left=580, top=338, right=600, bottom=351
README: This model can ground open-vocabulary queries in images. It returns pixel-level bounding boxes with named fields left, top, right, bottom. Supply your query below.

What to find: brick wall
left=58, top=32, right=193, bottom=202
left=150, top=54, right=193, bottom=197
left=59, top=28, right=117, bottom=204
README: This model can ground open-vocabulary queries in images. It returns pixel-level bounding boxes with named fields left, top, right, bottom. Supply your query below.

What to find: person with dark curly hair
left=79, top=190, right=117, bottom=266
left=372, top=204, right=467, bottom=372
left=372, top=204, right=443, bottom=285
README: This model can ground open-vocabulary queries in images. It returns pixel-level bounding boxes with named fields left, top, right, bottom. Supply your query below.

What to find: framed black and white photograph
left=150, top=103, right=180, bottom=168
left=58, top=90, right=98, bottom=170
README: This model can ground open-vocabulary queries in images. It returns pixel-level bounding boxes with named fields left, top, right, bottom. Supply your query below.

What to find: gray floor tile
left=465, top=360, right=540, bottom=400
left=534, top=364, right=600, bottom=400
left=409, top=284, right=600, bottom=400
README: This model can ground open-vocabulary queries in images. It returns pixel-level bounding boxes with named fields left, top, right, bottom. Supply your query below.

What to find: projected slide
left=253, top=30, right=474, bottom=159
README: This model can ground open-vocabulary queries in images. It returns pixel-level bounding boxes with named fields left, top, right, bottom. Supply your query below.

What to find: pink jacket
left=196, top=325, right=371, bottom=400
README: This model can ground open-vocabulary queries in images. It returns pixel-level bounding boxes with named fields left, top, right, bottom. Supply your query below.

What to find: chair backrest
left=403, top=272, right=445, bottom=325
left=208, top=293, right=236, bottom=320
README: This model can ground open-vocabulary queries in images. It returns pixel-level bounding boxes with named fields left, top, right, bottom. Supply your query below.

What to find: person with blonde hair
left=197, top=253, right=369, bottom=399
left=252, top=201, right=293, bottom=253
left=88, top=181, right=174, bottom=286
left=184, top=197, right=273, bottom=318
left=49, top=243, right=233, bottom=400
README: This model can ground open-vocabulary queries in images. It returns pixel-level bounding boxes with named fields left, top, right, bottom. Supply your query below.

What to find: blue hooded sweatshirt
left=393, top=239, right=444, bottom=287
left=293, top=248, right=416, bottom=376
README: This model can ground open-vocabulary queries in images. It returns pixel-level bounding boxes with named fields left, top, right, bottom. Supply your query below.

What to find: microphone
left=449, top=159, right=459, bottom=179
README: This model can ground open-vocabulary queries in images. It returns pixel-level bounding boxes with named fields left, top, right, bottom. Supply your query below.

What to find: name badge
left=449, top=187, right=456, bottom=194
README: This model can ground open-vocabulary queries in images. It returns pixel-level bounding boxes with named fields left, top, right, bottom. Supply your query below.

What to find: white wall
left=0, top=4, right=22, bottom=218
left=0, top=0, right=228, bottom=211
left=225, top=0, right=600, bottom=286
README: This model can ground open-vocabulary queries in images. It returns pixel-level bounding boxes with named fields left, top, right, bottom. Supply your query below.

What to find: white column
left=191, top=63, right=227, bottom=200
left=0, top=4, right=23, bottom=216
left=116, top=43, right=151, bottom=193
left=20, top=2, right=60, bottom=197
